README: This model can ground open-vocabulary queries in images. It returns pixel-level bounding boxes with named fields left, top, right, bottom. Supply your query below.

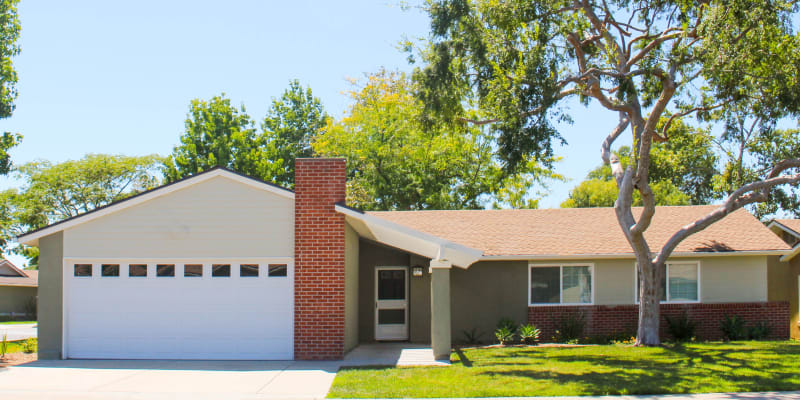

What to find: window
left=268, top=264, right=287, bottom=277
left=74, top=264, right=92, bottom=277
left=529, top=264, right=593, bottom=305
left=212, top=264, right=230, bottom=277
left=157, top=264, right=175, bottom=277
left=184, top=264, right=203, bottom=277
left=240, top=264, right=258, bottom=277
left=129, top=264, right=147, bottom=277
left=101, top=264, right=120, bottom=277
left=636, top=262, right=699, bottom=303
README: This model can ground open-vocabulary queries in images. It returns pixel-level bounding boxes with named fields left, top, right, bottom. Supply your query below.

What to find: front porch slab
left=342, top=343, right=450, bottom=367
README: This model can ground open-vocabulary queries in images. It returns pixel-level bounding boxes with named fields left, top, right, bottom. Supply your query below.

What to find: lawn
left=328, top=341, right=800, bottom=398
left=0, top=320, right=35, bottom=325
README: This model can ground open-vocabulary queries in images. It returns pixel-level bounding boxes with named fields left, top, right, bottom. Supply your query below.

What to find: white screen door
left=375, top=266, right=408, bottom=340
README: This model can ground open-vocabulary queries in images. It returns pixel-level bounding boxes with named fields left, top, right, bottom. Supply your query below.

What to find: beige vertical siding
left=38, top=231, right=63, bottom=360
left=344, top=224, right=359, bottom=352
left=62, top=176, right=294, bottom=258
left=0, top=286, right=37, bottom=315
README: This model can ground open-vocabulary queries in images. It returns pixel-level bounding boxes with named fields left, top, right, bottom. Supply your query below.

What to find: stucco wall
left=38, top=231, right=63, bottom=360
left=0, top=286, right=36, bottom=315
left=344, top=224, right=359, bottom=352
left=701, top=256, right=767, bottom=303
left=409, top=254, right=431, bottom=343
left=62, top=176, right=294, bottom=259
left=768, top=255, right=800, bottom=339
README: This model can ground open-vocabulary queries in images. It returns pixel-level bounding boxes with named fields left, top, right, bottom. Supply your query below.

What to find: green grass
left=0, top=320, right=35, bottom=325
left=328, top=341, right=800, bottom=398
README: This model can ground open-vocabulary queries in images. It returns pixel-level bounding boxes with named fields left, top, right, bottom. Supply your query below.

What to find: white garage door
left=63, top=259, right=293, bottom=360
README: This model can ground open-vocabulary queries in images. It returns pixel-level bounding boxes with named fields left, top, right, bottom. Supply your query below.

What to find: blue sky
left=1, top=1, right=625, bottom=264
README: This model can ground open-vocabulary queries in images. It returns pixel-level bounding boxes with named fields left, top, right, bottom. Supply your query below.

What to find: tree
left=1, top=154, right=163, bottom=266
left=0, top=0, right=21, bottom=175
left=416, top=0, right=800, bottom=345
left=313, top=70, right=561, bottom=210
left=262, top=80, right=328, bottom=187
left=562, top=177, right=689, bottom=208
left=163, top=94, right=268, bottom=182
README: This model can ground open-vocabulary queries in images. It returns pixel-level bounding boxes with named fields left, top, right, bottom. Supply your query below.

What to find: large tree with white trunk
left=414, top=0, right=800, bottom=345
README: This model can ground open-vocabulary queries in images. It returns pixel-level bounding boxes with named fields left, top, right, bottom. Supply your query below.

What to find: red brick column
left=528, top=301, right=790, bottom=342
left=294, top=158, right=347, bottom=360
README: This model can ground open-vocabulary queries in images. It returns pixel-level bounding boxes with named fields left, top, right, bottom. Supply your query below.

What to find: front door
left=375, top=266, right=408, bottom=340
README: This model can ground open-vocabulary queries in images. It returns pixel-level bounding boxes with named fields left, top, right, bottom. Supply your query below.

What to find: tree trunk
left=636, top=258, right=662, bottom=346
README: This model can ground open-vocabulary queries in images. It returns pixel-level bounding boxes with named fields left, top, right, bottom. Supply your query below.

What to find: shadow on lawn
left=473, top=343, right=800, bottom=395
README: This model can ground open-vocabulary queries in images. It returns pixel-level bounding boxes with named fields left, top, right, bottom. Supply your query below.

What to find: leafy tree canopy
left=313, top=70, right=562, bottom=210
left=262, top=80, right=328, bottom=187
left=0, top=0, right=21, bottom=175
left=1, top=154, right=163, bottom=265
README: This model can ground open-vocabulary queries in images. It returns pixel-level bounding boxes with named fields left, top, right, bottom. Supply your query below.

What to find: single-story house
left=0, top=258, right=38, bottom=319
left=16, top=158, right=798, bottom=361
left=767, top=219, right=800, bottom=339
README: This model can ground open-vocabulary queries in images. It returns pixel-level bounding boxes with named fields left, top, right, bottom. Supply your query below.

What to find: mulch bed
left=0, top=352, right=37, bottom=367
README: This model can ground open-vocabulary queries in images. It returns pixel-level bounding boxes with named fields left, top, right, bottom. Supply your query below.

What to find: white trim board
left=17, top=168, right=294, bottom=246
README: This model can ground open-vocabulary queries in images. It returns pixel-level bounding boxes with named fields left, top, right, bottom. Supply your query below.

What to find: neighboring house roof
left=16, top=167, right=295, bottom=246
left=770, top=219, right=800, bottom=238
left=0, top=259, right=38, bottom=288
left=368, top=205, right=791, bottom=259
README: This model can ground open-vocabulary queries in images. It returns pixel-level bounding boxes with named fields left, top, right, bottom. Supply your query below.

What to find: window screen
left=530, top=266, right=560, bottom=304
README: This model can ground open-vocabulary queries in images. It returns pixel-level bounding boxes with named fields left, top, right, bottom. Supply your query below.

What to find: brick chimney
left=293, top=158, right=347, bottom=360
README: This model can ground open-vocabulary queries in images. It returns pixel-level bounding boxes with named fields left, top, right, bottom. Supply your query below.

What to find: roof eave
left=482, top=249, right=792, bottom=261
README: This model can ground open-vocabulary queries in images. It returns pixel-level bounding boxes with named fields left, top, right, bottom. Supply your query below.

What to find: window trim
left=634, top=260, right=701, bottom=304
left=528, top=263, right=595, bottom=306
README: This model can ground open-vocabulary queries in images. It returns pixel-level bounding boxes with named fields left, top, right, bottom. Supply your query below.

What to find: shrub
left=0, top=334, right=7, bottom=359
left=22, top=338, right=37, bottom=354
left=495, top=326, right=515, bottom=345
left=720, top=315, right=748, bottom=341
left=518, top=324, right=541, bottom=344
left=461, top=328, right=483, bottom=345
left=496, top=318, right=517, bottom=332
left=748, top=321, right=771, bottom=340
left=665, top=312, right=697, bottom=342
left=553, top=312, right=585, bottom=343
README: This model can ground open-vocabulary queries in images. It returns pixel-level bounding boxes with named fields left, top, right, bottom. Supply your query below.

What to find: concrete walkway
left=343, top=343, right=449, bottom=367
left=0, top=323, right=37, bottom=341
left=0, top=359, right=340, bottom=400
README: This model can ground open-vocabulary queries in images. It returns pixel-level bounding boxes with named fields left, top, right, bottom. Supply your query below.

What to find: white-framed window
left=529, top=263, right=594, bottom=305
left=635, top=261, right=700, bottom=303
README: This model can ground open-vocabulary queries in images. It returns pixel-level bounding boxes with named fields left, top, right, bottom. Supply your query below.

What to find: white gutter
left=781, top=245, right=800, bottom=262
left=482, top=249, right=791, bottom=261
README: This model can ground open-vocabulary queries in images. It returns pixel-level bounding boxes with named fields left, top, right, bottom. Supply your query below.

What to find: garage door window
left=101, top=264, right=120, bottom=277
left=74, top=264, right=92, bottom=277
left=184, top=264, right=203, bottom=277
left=268, top=264, right=287, bottom=277
left=157, top=264, right=175, bottom=277
left=129, top=264, right=147, bottom=277
left=212, top=264, right=231, bottom=277
left=240, top=264, right=258, bottom=277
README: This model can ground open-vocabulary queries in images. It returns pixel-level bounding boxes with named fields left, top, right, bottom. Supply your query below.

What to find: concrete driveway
left=0, top=323, right=37, bottom=341
left=0, top=359, right=340, bottom=400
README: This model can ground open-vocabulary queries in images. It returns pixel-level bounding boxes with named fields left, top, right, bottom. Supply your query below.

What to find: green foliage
left=494, top=326, right=515, bottom=345
left=262, top=80, right=328, bottom=187
left=748, top=321, right=771, bottom=340
left=664, top=312, right=697, bottom=342
left=163, top=94, right=265, bottom=182
left=720, top=315, right=748, bottom=341
left=0, top=333, right=7, bottom=359
left=21, top=337, right=36, bottom=354
left=518, top=324, right=541, bottom=344
left=0, top=154, right=163, bottom=258
left=553, top=312, right=585, bottom=343
left=313, top=70, right=562, bottom=210
left=0, top=0, right=21, bottom=175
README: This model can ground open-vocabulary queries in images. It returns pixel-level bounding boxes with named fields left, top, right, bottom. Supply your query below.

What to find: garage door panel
left=65, top=260, right=294, bottom=360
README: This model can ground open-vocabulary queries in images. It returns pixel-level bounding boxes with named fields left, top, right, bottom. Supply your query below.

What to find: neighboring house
left=15, top=158, right=795, bottom=361
left=767, top=219, right=800, bottom=339
left=0, top=258, right=38, bottom=319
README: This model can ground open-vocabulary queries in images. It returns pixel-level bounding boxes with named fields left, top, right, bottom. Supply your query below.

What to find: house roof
left=0, top=259, right=38, bottom=287
left=16, top=167, right=295, bottom=246
left=367, top=205, right=791, bottom=259
left=772, top=219, right=800, bottom=238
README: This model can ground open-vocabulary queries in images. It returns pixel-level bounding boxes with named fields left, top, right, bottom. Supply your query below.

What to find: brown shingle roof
left=367, top=205, right=790, bottom=257
left=0, top=259, right=38, bottom=287
left=774, top=219, right=800, bottom=237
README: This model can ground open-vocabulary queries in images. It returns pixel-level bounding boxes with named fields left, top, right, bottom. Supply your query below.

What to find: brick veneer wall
left=528, top=302, right=790, bottom=341
left=294, top=158, right=347, bottom=360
